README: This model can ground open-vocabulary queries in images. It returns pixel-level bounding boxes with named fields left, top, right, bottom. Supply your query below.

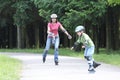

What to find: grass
left=0, top=55, right=22, bottom=80
left=94, top=54, right=120, bottom=66
left=94, top=50, right=120, bottom=67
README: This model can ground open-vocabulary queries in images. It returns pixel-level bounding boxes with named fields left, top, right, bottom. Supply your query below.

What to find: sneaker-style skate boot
left=43, top=57, right=46, bottom=63
left=55, top=59, right=59, bottom=65
left=93, top=61, right=101, bottom=68
left=88, top=65, right=95, bottom=72
left=55, top=61, right=58, bottom=65
left=42, top=50, right=48, bottom=63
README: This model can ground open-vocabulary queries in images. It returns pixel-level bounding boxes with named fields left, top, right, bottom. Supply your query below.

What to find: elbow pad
left=73, top=42, right=79, bottom=49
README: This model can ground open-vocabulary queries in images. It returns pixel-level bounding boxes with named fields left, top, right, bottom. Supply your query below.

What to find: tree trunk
left=106, top=7, right=112, bottom=51
left=35, top=25, right=39, bottom=49
left=9, top=26, right=13, bottom=48
left=21, top=26, right=26, bottom=48
left=17, top=26, right=21, bottom=49
left=25, top=27, right=29, bottom=48
left=113, top=6, right=120, bottom=50
left=93, top=25, right=99, bottom=53
left=119, top=11, right=120, bottom=49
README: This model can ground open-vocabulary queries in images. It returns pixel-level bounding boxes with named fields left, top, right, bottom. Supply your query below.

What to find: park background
left=0, top=0, right=120, bottom=80
left=0, top=0, right=120, bottom=52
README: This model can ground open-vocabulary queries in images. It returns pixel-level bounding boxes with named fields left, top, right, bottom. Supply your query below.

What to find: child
left=71, top=25, right=101, bottom=72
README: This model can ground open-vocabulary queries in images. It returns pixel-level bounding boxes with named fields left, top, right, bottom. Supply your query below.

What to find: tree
left=0, top=0, right=119, bottom=51
left=0, top=0, right=43, bottom=49
left=34, top=0, right=107, bottom=51
left=0, top=0, right=15, bottom=48
left=12, top=1, right=32, bottom=48
left=106, top=0, right=120, bottom=50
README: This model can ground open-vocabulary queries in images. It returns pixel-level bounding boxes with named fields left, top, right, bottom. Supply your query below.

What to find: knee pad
left=84, top=56, right=93, bottom=65
left=84, top=56, right=91, bottom=61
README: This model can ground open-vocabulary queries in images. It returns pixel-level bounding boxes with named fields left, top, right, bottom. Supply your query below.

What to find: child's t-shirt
left=77, top=33, right=94, bottom=47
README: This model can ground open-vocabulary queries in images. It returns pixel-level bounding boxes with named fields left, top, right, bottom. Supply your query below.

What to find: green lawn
left=94, top=51, right=120, bottom=67
left=0, top=55, right=21, bottom=80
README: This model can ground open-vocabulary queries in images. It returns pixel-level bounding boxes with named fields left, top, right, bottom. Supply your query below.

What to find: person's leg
left=54, top=36, right=60, bottom=65
left=42, top=37, right=52, bottom=63
left=84, top=46, right=94, bottom=56
left=84, top=46, right=95, bottom=71
left=84, top=56, right=94, bottom=71
left=84, top=46, right=101, bottom=71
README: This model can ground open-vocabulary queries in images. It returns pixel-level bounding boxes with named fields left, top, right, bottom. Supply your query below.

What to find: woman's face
left=51, top=18, right=57, bottom=23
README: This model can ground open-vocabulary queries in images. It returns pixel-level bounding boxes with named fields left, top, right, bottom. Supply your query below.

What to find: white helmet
left=75, top=26, right=85, bottom=32
left=50, top=14, right=57, bottom=18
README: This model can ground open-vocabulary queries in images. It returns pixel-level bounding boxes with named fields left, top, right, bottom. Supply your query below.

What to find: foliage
left=33, top=0, right=107, bottom=32
left=12, top=1, right=34, bottom=27
left=0, top=0, right=13, bottom=27
left=32, top=0, right=67, bottom=21
left=63, top=0, right=107, bottom=31
left=0, top=0, right=11, bottom=13
left=0, top=0, right=38, bottom=27
left=107, top=0, right=120, bottom=6
left=0, top=0, right=119, bottom=50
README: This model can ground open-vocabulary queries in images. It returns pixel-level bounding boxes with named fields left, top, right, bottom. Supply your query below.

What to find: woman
left=42, top=14, right=72, bottom=65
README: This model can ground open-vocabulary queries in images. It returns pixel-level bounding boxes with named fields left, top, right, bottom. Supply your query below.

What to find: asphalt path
left=1, top=52, right=120, bottom=80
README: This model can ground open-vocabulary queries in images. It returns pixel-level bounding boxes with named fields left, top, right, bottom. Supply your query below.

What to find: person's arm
left=59, top=25, right=72, bottom=39
left=71, top=37, right=82, bottom=50
left=71, top=42, right=80, bottom=50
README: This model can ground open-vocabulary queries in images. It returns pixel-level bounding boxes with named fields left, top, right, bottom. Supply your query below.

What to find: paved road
left=1, top=52, right=120, bottom=80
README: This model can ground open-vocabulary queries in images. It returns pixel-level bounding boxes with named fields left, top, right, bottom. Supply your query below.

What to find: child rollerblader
left=71, top=25, right=101, bottom=72
left=42, top=14, right=72, bottom=65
